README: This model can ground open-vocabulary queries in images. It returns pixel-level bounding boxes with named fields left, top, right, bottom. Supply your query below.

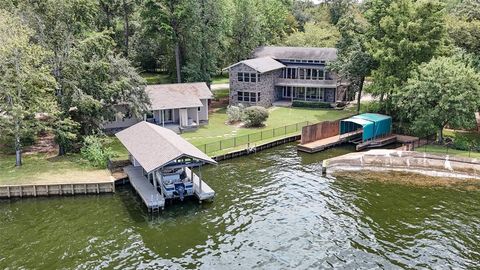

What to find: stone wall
left=229, top=63, right=281, bottom=108
left=325, top=88, right=336, bottom=103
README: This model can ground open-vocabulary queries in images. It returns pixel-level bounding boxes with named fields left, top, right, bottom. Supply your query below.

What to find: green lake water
left=0, top=144, right=479, bottom=269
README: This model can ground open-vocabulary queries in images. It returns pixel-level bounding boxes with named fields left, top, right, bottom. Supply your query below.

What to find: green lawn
left=104, top=106, right=354, bottom=158
left=213, top=89, right=229, bottom=100
left=141, top=72, right=172, bottom=85
left=415, top=145, right=480, bottom=158
left=0, top=153, right=111, bottom=185
left=212, top=74, right=229, bottom=84
left=182, top=107, right=354, bottom=146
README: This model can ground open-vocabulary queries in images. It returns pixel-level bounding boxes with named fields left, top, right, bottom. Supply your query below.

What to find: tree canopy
left=397, top=57, right=480, bottom=141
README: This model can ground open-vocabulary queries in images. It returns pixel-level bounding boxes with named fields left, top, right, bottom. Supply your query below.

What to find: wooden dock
left=185, top=167, right=215, bottom=201
left=297, top=131, right=362, bottom=153
left=356, top=134, right=398, bottom=151
left=124, top=165, right=165, bottom=211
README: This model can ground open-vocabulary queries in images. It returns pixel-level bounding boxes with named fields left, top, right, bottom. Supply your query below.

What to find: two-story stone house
left=227, top=46, right=348, bottom=108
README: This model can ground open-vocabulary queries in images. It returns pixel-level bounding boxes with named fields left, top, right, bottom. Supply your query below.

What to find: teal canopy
left=340, top=113, right=392, bottom=142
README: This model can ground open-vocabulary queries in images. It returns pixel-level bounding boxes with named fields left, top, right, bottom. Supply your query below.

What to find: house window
left=306, top=88, right=319, bottom=100
left=258, top=93, right=261, bottom=101
left=283, top=87, right=292, bottom=98
left=250, top=73, right=256, bottom=82
left=250, top=92, right=256, bottom=102
left=238, top=91, right=244, bottom=101
left=312, top=69, right=318, bottom=80
left=244, top=73, right=250, bottom=82
left=198, top=107, right=201, bottom=111
left=238, top=72, right=244, bottom=82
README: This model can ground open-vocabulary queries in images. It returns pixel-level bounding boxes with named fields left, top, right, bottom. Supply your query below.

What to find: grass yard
left=415, top=145, right=480, bottom=158
left=141, top=72, right=172, bottom=85
left=212, top=74, right=229, bottom=85
left=0, top=153, right=111, bottom=185
left=182, top=107, right=354, bottom=146
left=104, top=106, right=354, bottom=158
left=213, top=89, right=229, bottom=99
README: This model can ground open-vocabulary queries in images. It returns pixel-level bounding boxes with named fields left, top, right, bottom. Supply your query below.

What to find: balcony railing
left=275, top=78, right=337, bottom=88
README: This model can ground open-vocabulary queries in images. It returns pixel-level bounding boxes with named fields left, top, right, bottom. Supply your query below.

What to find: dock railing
left=196, top=121, right=309, bottom=154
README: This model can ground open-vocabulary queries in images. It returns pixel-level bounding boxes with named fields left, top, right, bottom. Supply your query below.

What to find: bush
left=226, top=104, right=244, bottom=123
left=242, top=106, right=269, bottom=127
left=292, top=100, right=332, bottom=108
left=80, top=135, right=114, bottom=168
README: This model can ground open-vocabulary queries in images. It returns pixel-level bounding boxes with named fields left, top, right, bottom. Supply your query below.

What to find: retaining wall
left=323, top=150, right=480, bottom=180
left=0, top=182, right=115, bottom=198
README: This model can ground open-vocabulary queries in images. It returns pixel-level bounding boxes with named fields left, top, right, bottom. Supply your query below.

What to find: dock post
left=33, top=185, right=37, bottom=197
left=7, top=186, right=10, bottom=198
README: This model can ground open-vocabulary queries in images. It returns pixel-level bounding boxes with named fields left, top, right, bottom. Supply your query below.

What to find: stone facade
left=229, top=63, right=281, bottom=108
left=325, top=88, right=336, bottom=103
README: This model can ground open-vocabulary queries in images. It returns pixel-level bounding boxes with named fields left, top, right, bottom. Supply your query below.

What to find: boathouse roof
left=116, top=121, right=217, bottom=173
left=340, top=113, right=392, bottom=142
left=226, top=57, right=286, bottom=73
left=146, top=82, right=213, bottom=110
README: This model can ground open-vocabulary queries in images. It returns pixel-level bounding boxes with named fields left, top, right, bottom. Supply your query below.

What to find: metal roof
left=116, top=121, right=217, bottom=173
left=226, top=57, right=285, bottom=73
left=253, top=46, right=338, bottom=61
left=146, top=83, right=213, bottom=110
left=352, top=113, right=392, bottom=123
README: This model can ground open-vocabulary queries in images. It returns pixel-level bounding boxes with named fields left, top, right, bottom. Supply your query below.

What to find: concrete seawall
left=323, top=150, right=480, bottom=180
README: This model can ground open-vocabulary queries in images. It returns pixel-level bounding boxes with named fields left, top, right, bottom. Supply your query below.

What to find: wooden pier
left=0, top=182, right=115, bottom=198
left=124, top=165, right=165, bottom=211
left=185, top=167, right=215, bottom=201
left=297, top=130, right=362, bottom=153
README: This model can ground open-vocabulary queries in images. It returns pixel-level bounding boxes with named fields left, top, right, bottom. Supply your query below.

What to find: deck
left=185, top=167, right=215, bottom=201
left=124, top=166, right=165, bottom=211
left=297, top=130, right=362, bottom=153
left=356, top=134, right=398, bottom=151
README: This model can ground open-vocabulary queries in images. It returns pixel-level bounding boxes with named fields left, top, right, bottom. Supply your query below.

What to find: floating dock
left=124, top=165, right=165, bottom=211
left=297, top=130, right=362, bottom=153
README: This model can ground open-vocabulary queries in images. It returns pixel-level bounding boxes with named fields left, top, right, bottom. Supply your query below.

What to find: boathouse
left=116, top=121, right=217, bottom=211
left=340, top=113, right=392, bottom=142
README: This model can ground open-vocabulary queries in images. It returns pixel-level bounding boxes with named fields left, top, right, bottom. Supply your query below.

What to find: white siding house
left=103, top=82, right=213, bottom=133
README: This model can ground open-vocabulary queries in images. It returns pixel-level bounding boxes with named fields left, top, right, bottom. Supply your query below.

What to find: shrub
left=292, top=100, right=332, bottom=108
left=80, top=135, right=114, bottom=168
left=226, top=104, right=244, bottom=123
left=242, top=106, right=269, bottom=127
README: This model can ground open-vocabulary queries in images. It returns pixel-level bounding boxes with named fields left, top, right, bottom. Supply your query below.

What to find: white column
left=172, top=109, right=175, bottom=124
left=196, top=108, right=199, bottom=125
left=162, top=110, right=165, bottom=126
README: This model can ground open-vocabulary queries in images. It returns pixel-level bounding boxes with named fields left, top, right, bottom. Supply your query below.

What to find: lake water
left=0, top=144, right=479, bottom=269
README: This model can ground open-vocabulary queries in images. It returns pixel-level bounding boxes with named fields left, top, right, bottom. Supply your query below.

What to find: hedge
left=292, top=100, right=332, bottom=109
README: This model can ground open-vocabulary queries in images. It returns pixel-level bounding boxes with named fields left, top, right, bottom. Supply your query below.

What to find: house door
left=164, top=109, right=173, bottom=123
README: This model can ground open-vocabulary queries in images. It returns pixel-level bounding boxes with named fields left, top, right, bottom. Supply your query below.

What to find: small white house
left=103, top=82, right=213, bottom=132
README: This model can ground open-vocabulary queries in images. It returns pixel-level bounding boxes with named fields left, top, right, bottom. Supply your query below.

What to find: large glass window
left=250, top=73, right=256, bottom=82
left=238, top=72, right=244, bottom=82
left=306, top=88, right=318, bottom=100
left=238, top=91, right=243, bottom=101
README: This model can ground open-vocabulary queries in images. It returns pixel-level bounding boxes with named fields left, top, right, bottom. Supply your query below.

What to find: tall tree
left=330, top=12, right=374, bottom=113
left=0, top=10, right=56, bottom=166
left=229, top=0, right=263, bottom=62
left=329, top=0, right=354, bottom=25
left=397, top=57, right=480, bottom=142
left=364, top=0, right=447, bottom=113
left=182, top=0, right=228, bottom=84
left=142, top=0, right=192, bottom=83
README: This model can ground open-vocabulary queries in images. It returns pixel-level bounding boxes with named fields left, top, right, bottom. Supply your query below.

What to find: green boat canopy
left=340, top=113, right=392, bottom=142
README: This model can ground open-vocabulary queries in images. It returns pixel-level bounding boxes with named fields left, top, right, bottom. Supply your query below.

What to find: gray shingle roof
left=226, top=57, right=285, bottom=73
left=116, top=121, right=217, bottom=173
left=253, top=46, right=338, bottom=61
left=146, top=82, right=213, bottom=110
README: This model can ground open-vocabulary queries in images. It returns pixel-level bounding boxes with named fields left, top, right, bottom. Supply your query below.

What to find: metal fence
left=404, top=136, right=480, bottom=158
left=196, top=121, right=309, bottom=154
